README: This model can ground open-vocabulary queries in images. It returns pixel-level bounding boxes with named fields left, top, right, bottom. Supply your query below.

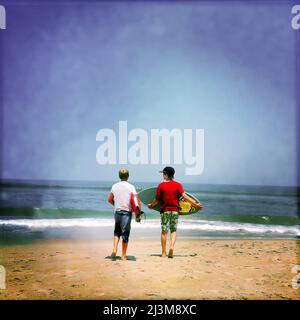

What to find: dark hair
left=162, top=166, right=175, bottom=179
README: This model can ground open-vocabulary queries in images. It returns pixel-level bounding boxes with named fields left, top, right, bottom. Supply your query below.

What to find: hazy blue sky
left=1, top=1, right=298, bottom=185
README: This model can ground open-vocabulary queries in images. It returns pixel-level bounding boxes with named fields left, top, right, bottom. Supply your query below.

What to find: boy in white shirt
left=108, top=169, right=141, bottom=261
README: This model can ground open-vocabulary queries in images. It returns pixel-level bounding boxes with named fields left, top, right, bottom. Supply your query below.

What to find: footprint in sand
left=145, top=293, right=160, bottom=297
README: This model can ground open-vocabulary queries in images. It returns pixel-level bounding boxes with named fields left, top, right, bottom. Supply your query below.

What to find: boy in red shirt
left=148, top=167, right=203, bottom=258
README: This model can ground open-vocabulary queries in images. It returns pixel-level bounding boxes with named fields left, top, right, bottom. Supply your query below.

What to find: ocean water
left=0, top=179, right=299, bottom=244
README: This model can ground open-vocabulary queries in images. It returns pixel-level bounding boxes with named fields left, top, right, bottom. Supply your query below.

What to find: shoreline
left=0, top=239, right=299, bottom=300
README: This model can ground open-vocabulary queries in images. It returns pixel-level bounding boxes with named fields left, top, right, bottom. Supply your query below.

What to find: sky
left=0, top=1, right=298, bottom=186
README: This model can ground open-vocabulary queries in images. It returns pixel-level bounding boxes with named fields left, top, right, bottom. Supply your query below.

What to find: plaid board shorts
left=161, top=211, right=179, bottom=233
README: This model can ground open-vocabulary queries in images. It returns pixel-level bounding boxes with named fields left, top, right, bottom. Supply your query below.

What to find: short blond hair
left=119, top=168, right=129, bottom=180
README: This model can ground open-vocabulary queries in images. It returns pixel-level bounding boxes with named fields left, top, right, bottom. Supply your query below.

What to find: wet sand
left=0, top=239, right=299, bottom=300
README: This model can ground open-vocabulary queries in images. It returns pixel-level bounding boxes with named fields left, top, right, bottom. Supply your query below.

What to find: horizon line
left=0, top=177, right=299, bottom=188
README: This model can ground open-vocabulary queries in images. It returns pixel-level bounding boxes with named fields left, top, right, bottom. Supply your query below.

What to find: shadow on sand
left=105, top=255, right=137, bottom=261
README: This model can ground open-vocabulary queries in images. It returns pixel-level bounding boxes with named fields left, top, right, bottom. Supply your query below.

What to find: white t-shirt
left=111, top=181, right=137, bottom=212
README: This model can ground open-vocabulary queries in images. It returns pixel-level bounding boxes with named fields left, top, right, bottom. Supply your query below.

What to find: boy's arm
left=132, top=187, right=142, bottom=211
left=148, top=185, right=161, bottom=209
left=148, top=198, right=159, bottom=209
left=137, top=196, right=142, bottom=211
left=181, top=192, right=204, bottom=210
left=133, top=192, right=142, bottom=211
left=108, top=192, right=114, bottom=206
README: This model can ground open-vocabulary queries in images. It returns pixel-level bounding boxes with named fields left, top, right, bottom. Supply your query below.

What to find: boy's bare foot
left=161, top=252, right=167, bottom=257
left=168, top=249, right=174, bottom=258
left=121, top=256, right=127, bottom=261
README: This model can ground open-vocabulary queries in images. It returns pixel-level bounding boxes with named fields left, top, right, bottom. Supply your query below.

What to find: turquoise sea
left=0, top=179, right=299, bottom=244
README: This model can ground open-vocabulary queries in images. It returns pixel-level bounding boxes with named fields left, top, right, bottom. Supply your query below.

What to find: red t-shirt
left=156, top=180, right=184, bottom=213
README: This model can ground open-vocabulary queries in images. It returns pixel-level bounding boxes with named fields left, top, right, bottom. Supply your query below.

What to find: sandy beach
left=0, top=239, right=299, bottom=300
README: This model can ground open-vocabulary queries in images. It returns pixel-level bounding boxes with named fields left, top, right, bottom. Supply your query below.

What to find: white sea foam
left=178, top=219, right=300, bottom=235
left=0, top=218, right=299, bottom=236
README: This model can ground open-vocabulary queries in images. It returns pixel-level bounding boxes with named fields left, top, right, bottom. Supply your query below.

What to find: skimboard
left=138, top=186, right=202, bottom=215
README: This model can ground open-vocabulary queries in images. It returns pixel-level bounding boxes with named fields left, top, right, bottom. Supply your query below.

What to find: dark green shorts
left=161, top=211, right=179, bottom=233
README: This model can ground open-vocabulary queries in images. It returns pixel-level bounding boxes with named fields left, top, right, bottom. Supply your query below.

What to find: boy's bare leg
left=170, top=231, right=176, bottom=250
left=122, top=242, right=128, bottom=261
left=112, top=236, right=119, bottom=255
left=167, top=231, right=177, bottom=258
left=161, top=231, right=167, bottom=257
